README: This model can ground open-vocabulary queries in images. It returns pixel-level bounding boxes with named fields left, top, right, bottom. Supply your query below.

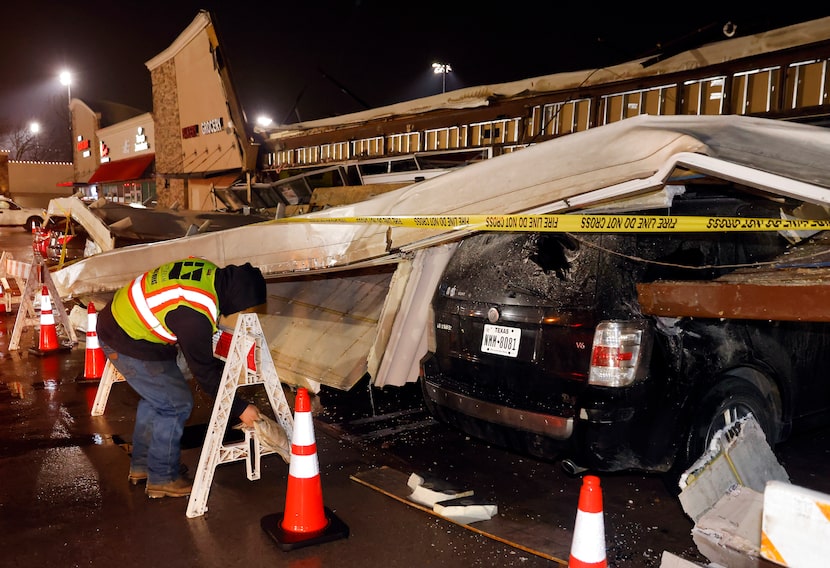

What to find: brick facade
left=150, top=60, right=187, bottom=208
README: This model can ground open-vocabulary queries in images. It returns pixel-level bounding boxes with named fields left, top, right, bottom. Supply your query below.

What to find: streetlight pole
left=59, top=70, right=72, bottom=161
left=432, top=62, right=452, bottom=93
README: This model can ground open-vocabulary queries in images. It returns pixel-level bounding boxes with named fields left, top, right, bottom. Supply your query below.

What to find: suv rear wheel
left=684, top=377, right=775, bottom=467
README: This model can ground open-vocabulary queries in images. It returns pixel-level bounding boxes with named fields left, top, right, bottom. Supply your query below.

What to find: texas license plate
left=481, top=324, right=521, bottom=357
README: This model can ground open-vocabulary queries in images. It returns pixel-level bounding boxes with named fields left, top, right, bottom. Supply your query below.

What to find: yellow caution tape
left=270, top=214, right=830, bottom=232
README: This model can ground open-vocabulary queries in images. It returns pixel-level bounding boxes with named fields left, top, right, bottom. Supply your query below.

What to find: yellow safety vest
left=110, top=259, right=219, bottom=344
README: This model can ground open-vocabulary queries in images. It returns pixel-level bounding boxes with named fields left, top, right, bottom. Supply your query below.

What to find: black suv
left=420, top=187, right=830, bottom=474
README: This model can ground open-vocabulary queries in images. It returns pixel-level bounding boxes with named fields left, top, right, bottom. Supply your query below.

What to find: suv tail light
left=589, top=320, right=651, bottom=387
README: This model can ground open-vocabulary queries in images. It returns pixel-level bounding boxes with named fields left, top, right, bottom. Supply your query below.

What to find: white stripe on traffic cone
left=37, top=286, right=59, bottom=352
left=83, top=303, right=106, bottom=379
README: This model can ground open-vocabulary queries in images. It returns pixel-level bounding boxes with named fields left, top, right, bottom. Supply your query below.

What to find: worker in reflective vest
left=97, top=258, right=267, bottom=499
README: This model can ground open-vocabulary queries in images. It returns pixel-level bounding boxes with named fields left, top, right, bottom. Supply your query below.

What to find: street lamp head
left=29, top=121, right=41, bottom=135
left=59, top=70, right=72, bottom=87
left=256, top=115, right=273, bottom=127
left=432, top=62, right=452, bottom=74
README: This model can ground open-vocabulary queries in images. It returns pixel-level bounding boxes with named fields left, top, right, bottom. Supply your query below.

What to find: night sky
left=1, top=2, right=828, bottom=131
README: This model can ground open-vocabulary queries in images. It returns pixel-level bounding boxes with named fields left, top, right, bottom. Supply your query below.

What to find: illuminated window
left=785, top=58, right=829, bottom=109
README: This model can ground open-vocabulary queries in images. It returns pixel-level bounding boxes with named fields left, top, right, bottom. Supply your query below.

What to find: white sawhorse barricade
left=7, top=253, right=77, bottom=351
left=90, top=362, right=126, bottom=416
left=90, top=313, right=294, bottom=518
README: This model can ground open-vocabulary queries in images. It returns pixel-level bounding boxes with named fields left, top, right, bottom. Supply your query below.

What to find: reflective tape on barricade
left=6, top=259, right=31, bottom=278
left=270, top=214, right=830, bottom=233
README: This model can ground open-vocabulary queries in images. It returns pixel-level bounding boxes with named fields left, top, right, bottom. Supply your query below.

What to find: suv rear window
left=441, top=232, right=600, bottom=308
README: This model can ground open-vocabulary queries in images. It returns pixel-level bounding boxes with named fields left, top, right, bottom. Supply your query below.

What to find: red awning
left=87, top=153, right=155, bottom=184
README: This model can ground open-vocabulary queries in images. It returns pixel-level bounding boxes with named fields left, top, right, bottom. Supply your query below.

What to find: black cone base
left=261, top=507, right=349, bottom=551
left=29, top=344, right=73, bottom=357
left=75, top=375, right=102, bottom=383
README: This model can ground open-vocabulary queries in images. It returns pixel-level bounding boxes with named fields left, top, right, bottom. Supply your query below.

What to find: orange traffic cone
left=569, top=475, right=607, bottom=568
left=33, top=286, right=60, bottom=354
left=261, top=387, right=349, bottom=551
left=82, top=303, right=106, bottom=380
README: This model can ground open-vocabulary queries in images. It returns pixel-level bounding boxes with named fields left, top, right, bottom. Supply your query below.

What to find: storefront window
left=81, top=179, right=156, bottom=206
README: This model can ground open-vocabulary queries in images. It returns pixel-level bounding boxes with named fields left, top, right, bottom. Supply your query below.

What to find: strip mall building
left=66, top=12, right=830, bottom=213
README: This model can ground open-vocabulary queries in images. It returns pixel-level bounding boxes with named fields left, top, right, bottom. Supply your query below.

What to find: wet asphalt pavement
left=0, top=314, right=561, bottom=568
left=2, top=228, right=830, bottom=567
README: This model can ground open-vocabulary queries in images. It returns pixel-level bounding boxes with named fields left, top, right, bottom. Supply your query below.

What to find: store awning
left=87, top=153, right=155, bottom=184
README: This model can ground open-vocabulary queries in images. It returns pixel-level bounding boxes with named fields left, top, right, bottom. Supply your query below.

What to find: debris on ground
left=406, top=472, right=473, bottom=507
left=666, top=414, right=830, bottom=568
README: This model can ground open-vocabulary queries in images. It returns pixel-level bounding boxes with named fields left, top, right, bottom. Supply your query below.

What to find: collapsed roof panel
left=48, top=115, right=830, bottom=389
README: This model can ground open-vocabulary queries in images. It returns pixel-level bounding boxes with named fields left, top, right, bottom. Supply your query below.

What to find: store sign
left=181, top=117, right=224, bottom=140
left=76, top=137, right=92, bottom=158
left=201, top=117, right=224, bottom=134
left=135, top=126, right=149, bottom=151
left=100, top=141, right=110, bottom=163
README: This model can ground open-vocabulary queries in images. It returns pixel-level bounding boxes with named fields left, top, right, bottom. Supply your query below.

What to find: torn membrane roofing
left=48, top=115, right=830, bottom=389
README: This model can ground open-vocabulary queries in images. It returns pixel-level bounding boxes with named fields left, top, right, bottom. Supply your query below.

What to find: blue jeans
left=100, top=343, right=193, bottom=484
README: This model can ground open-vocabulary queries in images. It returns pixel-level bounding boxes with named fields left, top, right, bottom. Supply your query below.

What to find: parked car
left=0, top=196, right=46, bottom=230
left=419, top=185, right=830, bottom=476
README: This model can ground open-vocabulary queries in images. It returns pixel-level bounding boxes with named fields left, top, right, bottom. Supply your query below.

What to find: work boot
left=146, top=477, right=193, bottom=499
left=128, top=463, right=189, bottom=486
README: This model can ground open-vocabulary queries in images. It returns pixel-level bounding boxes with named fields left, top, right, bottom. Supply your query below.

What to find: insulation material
left=372, top=244, right=457, bottom=387
left=53, top=115, right=830, bottom=301
left=406, top=472, right=473, bottom=507
left=257, top=267, right=397, bottom=391
left=367, top=258, right=413, bottom=386
left=433, top=496, right=498, bottom=525
left=48, top=116, right=830, bottom=390
left=47, top=196, right=115, bottom=253
left=679, top=415, right=789, bottom=523
left=691, top=485, right=764, bottom=568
